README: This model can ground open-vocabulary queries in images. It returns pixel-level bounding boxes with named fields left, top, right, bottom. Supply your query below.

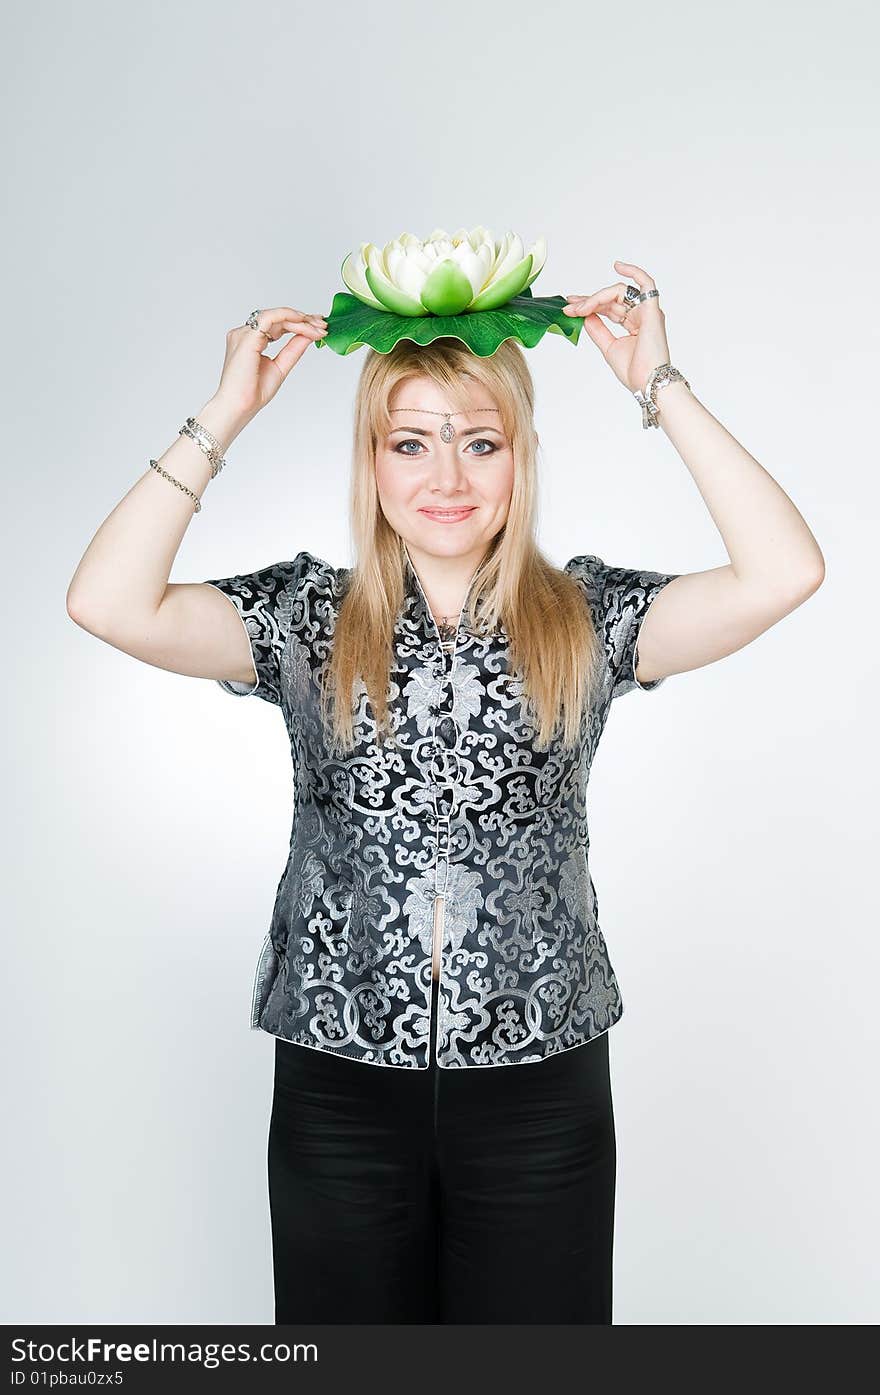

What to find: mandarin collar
left=402, top=541, right=507, bottom=643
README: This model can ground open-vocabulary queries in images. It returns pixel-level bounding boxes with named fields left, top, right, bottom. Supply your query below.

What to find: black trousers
left=267, top=990, right=617, bottom=1324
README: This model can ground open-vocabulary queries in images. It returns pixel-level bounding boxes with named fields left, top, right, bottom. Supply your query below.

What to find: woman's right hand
left=213, top=306, right=328, bottom=422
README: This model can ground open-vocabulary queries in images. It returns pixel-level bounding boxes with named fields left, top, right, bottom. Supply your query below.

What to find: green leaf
left=312, top=285, right=584, bottom=357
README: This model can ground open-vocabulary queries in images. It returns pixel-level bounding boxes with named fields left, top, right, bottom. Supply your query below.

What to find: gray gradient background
left=3, top=0, right=876, bottom=1325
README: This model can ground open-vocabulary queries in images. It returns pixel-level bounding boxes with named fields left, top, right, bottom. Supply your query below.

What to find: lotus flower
left=315, top=225, right=583, bottom=358
left=341, top=226, right=548, bottom=318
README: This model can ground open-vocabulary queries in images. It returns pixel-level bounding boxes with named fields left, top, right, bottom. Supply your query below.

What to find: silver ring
left=245, top=309, right=272, bottom=341
left=623, top=285, right=661, bottom=308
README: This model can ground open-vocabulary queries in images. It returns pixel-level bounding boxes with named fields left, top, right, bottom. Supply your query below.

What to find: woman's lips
left=419, top=507, right=477, bottom=523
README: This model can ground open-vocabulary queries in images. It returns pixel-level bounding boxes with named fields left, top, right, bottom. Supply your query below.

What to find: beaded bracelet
left=149, top=459, right=202, bottom=512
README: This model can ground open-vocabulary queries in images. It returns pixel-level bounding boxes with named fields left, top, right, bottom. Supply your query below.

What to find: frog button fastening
left=437, top=714, right=457, bottom=748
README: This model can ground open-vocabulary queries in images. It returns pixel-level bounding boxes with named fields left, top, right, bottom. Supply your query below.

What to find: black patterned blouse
left=203, top=545, right=680, bottom=1069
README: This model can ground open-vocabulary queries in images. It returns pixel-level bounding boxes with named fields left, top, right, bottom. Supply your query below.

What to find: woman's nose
left=429, top=450, right=468, bottom=484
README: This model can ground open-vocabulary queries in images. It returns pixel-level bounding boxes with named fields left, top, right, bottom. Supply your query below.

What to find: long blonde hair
left=321, top=335, right=603, bottom=752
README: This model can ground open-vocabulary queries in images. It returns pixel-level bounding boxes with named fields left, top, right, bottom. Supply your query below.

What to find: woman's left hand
left=562, top=261, right=670, bottom=394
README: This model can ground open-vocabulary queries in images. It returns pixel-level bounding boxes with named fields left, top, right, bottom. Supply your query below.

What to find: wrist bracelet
left=148, top=411, right=230, bottom=513
left=634, top=363, right=691, bottom=429
left=150, top=459, right=202, bottom=513
left=179, top=416, right=227, bottom=477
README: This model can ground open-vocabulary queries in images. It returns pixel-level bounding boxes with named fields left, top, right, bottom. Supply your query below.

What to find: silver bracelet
left=634, top=363, right=691, bottom=429
left=179, top=415, right=227, bottom=477
left=149, top=459, right=202, bottom=513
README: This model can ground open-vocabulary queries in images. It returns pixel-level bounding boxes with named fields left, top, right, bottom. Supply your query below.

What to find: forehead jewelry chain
left=389, top=405, right=500, bottom=443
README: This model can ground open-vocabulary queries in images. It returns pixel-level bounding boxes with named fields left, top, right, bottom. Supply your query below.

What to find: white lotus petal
left=340, top=242, right=386, bottom=308
left=486, top=229, right=511, bottom=277
left=488, top=232, right=524, bottom=286
left=452, top=240, right=493, bottom=297
left=407, top=245, right=434, bottom=277
left=380, top=235, right=407, bottom=278
left=466, top=227, right=499, bottom=288
left=365, top=244, right=424, bottom=313
left=386, top=243, right=429, bottom=298
left=370, top=243, right=396, bottom=282
left=524, top=234, right=548, bottom=284
left=467, top=225, right=495, bottom=259
left=428, top=234, right=455, bottom=260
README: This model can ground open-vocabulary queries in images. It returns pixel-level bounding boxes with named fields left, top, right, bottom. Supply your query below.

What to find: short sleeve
left=565, top=553, right=681, bottom=700
left=202, top=551, right=313, bottom=704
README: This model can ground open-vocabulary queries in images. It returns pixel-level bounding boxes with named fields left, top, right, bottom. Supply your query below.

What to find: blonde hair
left=321, top=336, right=603, bottom=751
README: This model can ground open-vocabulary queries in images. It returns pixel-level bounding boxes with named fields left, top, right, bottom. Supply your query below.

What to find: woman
left=67, top=261, right=825, bottom=1324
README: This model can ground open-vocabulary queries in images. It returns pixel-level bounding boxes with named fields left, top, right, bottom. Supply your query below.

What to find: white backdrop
left=2, top=0, right=876, bottom=1324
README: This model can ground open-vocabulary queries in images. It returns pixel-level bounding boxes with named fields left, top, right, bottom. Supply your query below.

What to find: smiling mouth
left=419, top=506, right=477, bottom=519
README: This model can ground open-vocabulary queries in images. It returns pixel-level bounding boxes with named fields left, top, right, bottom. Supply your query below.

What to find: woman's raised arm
left=65, top=305, right=327, bottom=685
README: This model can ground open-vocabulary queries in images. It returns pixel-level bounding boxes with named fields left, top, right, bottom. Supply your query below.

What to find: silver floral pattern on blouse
left=203, top=546, right=679, bottom=1069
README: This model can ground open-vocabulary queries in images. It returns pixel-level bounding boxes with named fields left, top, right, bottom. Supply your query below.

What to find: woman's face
left=375, top=375, right=515, bottom=567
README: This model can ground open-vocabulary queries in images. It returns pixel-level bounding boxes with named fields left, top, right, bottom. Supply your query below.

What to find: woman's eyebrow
left=387, top=424, right=505, bottom=437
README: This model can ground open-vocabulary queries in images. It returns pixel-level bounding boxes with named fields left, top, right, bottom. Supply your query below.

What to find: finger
left=257, top=325, right=327, bottom=349
left=612, top=260, right=657, bottom=292
left=564, top=283, right=626, bottom=305
left=235, top=307, right=328, bottom=339
left=569, top=301, right=630, bottom=329
left=278, top=318, right=328, bottom=340
left=267, top=333, right=317, bottom=380
left=262, top=306, right=328, bottom=325
left=562, top=283, right=627, bottom=315
left=600, top=309, right=635, bottom=334
left=578, top=311, right=618, bottom=357
left=254, top=319, right=329, bottom=347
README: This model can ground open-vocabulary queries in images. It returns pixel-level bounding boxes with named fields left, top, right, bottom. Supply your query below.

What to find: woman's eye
left=394, top=439, right=497, bottom=456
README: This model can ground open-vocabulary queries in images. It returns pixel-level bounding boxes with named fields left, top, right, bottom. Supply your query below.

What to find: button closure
left=437, top=714, right=457, bottom=748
